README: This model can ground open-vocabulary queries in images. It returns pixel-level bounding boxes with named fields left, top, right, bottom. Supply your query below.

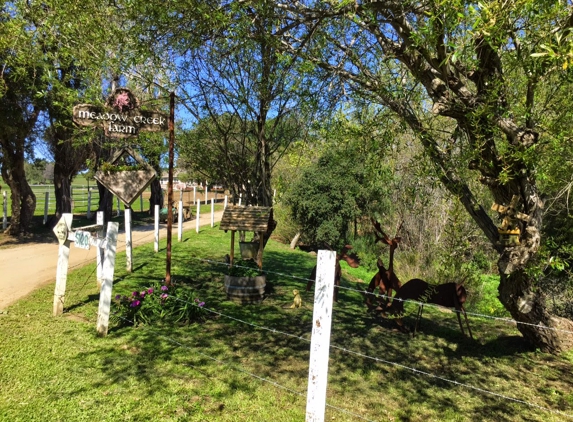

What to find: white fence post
left=3, top=191, right=7, bottom=229
left=154, top=204, right=159, bottom=252
left=239, top=193, right=242, bottom=206
left=224, top=195, right=228, bottom=209
left=205, top=185, right=208, bottom=203
left=87, top=188, right=92, bottom=220
left=125, top=208, right=132, bottom=273
left=305, top=250, right=336, bottom=422
left=53, top=214, right=74, bottom=316
left=211, top=198, right=215, bottom=227
left=193, top=186, right=196, bottom=205
left=178, top=199, right=183, bottom=241
left=96, top=212, right=104, bottom=288
left=96, top=221, right=119, bottom=337
left=43, top=191, right=50, bottom=224
left=196, top=199, right=201, bottom=233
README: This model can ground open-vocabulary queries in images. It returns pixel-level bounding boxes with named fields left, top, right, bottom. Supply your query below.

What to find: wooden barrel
left=224, top=274, right=266, bottom=304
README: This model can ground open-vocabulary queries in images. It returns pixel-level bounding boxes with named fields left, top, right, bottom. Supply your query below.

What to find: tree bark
left=0, top=153, right=36, bottom=235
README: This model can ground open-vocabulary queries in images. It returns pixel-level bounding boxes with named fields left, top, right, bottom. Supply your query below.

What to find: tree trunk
left=96, top=181, right=113, bottom=222
left=0, top=152, right=36, bottom=235
left=149, top=178, right=164, bottom=212
left=498, top=267, right=573, bottom=354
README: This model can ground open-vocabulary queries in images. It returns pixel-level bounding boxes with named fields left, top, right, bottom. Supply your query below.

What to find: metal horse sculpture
left=388, top=278, right=473, bottom=339
left=364, top=219, right=402, bottom=311
left=306, top=245, right=360, bottom=302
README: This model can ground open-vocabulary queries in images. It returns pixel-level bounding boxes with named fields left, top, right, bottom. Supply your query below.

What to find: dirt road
left=0, top=210, right=224, bottom=310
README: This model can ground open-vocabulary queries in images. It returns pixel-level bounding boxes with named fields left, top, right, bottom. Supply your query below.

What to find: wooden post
left=96, top=212, right=104, bottom=289
left=305, top=250, right=336, bottom=422
left=53, top=214, right=74, bottom=316
left=258, top=231, right=264, bottom=269
left=196, top=199, right=201, bottom=233
left=211, top=198, right=215, bottom=227
left=154, top=204, right=159, bottom=252
left=96, top=221, right=119, bottom=337
left=43, top=191, right=49, bottom=224
left=87, top=188, right=92, bottom=220
left=224, top=195, right=228, bottom=209
left=230, top=230, right=235, bottom=266
left=178, top=199, right=183, bottom=241
left=165, top=91, right=175, bottom=285
left=125, top=207, right=132, bottom=273
left=2, top=191, right=6, bottom=230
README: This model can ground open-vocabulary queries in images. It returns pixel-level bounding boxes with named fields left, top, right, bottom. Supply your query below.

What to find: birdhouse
left=498, top=228, right=521, bottom=246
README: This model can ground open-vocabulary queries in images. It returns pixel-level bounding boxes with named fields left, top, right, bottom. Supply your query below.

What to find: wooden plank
left=96, top=222, right=119, bottom=336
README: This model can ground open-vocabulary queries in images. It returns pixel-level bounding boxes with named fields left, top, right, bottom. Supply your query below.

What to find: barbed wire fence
left=82, top=254, right=573, bottom=421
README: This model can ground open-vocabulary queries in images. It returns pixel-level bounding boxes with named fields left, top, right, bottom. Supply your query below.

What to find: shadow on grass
left=62, top=230, right=573, bottom=421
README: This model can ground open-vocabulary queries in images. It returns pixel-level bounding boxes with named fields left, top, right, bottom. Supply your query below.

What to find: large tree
left=0, top=6, right=42, bottom=235
left=274, top=0, right=573, bottom=353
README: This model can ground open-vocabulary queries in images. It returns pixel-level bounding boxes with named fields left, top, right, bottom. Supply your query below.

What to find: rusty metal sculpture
left=388, top=278, right=473, bottom=339
left=364, top=219, right=403, bottom=311
left=306, top=245, right=360, bottom=302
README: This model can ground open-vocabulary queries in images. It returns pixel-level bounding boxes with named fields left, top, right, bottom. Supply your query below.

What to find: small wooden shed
left=219, top=205, right=273, bottom=268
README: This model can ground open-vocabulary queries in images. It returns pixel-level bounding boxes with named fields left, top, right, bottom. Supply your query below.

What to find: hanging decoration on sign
left=74, top=231, right=91, bottom=250
left=94, top=147, right=157, bottom=206
left=72, top=88, right=168, bottom=139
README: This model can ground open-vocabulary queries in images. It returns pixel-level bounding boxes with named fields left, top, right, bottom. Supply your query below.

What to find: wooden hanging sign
left=73, top=88, right=168, bottom=139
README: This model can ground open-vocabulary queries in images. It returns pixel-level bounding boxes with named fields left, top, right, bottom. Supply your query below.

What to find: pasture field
left=0, top=226, right=572, bottom=421
left=1, top=182, right=225, bottom=218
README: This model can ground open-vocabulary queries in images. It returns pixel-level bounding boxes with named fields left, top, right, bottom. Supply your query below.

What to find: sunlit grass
left=1, top=226, right=572, bottom=421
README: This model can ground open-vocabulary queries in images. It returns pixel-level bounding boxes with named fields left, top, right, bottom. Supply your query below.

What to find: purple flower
left=147, top=288, right=154, bottom=294
left=132, top=291, right=139, bottom=297
left=161, top=285, right=168, bottom=292
left=130, top=300, right=141, bottom=307
left=160, top=293, right=168, bottom=300
left=198, top=302, right=205, bottom=307
left=115, top=294, right=121, bottom=300
left=140, top=291, right=146, bottom=298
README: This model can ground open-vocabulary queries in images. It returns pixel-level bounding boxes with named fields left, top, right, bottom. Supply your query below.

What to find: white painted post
left=193, top=186, right=197, bottom=205
left=224, top=195, right=228, bottom=209
left=96, top=212, right=104, bottom=288
left=125, top=208, right=132, bottom=273
left=43, top=191, right=49, bottom=224
left=2, top=191, right=6, bottom=230
left=205, top=185, right=208, bottom=203
left=154, top=204, right=159, bottom=253
left=87, top=188, right=92, bottom=220
left=305, top=250, right=336, bottom=422
left=239, top=193, right=242, bottom=206
left=196, top=199, right=201, bottom=233
left=211, top=198, right=215, bottom=227
left=116, top=197, right=121, bottom=216
left=96, top=221, right=119, bottom=337
left=178, top=200, right=183, bottom=241
left=53, top=214, right=74, bottom=316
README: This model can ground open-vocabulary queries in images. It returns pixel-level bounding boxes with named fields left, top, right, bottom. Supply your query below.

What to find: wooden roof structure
left=219, top=205, right=273, bottom=233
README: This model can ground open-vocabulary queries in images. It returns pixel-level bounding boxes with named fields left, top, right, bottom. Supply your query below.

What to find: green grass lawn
left=1, top=227, right=572, bottom=421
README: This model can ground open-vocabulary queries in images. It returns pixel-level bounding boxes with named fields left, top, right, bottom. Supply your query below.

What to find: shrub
left=111, top=280, right=205, bottom=326
left=228, top=259, right=263, bottom=277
